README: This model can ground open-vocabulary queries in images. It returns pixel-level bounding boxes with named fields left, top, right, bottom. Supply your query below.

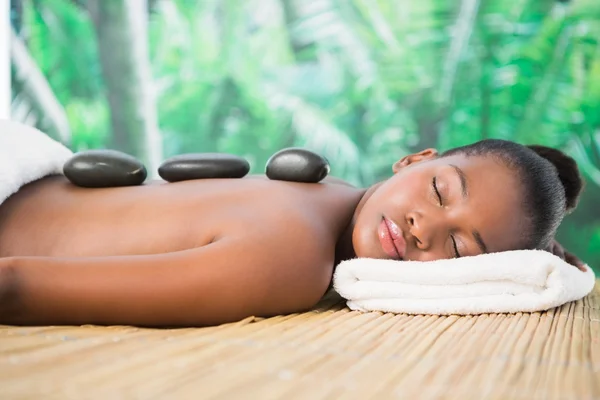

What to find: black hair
left=442, top=139, right=584, bottom=250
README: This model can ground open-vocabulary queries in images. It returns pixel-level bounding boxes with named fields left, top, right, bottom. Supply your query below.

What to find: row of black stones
left=62, top=148, right=330, bottom=188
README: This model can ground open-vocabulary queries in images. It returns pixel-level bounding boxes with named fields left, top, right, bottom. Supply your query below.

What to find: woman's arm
left=0, top=231, right=333, bottom=327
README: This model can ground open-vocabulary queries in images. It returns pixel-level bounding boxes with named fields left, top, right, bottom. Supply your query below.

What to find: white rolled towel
left=333, top=250, right=596, bottom=315
left=0, top=119, right=73, bottom=205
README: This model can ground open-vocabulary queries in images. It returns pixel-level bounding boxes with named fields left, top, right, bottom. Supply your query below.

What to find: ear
left=392, top=148, right=439, bottom=173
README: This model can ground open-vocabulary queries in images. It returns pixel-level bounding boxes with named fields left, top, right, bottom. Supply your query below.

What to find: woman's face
left=352, top=149, right=527, bottom=261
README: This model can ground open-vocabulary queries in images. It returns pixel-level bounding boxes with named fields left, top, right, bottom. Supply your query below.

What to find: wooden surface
left=1, top=282, right=599, bottom=400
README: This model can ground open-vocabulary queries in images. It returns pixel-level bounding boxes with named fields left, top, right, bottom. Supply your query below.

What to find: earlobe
left=392, top=148, right=439, bottom=173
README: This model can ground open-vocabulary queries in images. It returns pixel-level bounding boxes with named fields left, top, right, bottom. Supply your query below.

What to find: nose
left=406, top=211, right=444, bottom=250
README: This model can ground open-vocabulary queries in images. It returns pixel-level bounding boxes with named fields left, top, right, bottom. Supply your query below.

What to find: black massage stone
left=265, top=148, right=330, bottom=183
left=158, top=153, right=250, bottom=182
left=63, top=150, right=148, bottom=188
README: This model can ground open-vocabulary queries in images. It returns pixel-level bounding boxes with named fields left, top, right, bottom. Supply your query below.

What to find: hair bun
left=527, top=145, right=584, bottom=212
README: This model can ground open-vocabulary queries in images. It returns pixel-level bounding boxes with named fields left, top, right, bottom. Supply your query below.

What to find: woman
left=0, top=139, right=585, bottom=327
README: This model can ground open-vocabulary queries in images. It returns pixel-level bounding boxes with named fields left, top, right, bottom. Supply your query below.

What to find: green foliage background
left=13, top=0, right=600, bottom=269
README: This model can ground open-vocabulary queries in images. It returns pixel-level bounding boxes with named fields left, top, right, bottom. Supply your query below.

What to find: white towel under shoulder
left=0, top=119, right=73, bottom=205
left=333, top=250, right=596, bottom=315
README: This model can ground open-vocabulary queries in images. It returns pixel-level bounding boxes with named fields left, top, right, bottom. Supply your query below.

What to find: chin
left=351, top=229, right=378, bottom=259
left=351, top=226, right=369, bottom=258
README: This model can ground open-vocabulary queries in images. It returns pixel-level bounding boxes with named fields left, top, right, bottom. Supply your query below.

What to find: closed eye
left=432, top=177, right=442, bottom=205
left=451, top=236, right=460, bottom=258
left=433, top=176, right=459, bottom=258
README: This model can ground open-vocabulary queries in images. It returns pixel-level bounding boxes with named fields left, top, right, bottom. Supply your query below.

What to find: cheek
left=361, top=171, right=430, bottom=224
left=382, top=171, right=429, bottom=209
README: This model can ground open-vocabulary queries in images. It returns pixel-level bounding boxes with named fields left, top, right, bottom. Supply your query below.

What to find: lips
left=378, top=217, right=407, bottom=260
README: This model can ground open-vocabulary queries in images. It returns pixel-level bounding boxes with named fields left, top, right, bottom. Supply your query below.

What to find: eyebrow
left=450, top=164, right=468, bottom=198
left=472, top=230, right=488, bottom=254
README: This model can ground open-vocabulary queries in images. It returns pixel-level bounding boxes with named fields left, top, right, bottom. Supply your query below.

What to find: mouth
left=378, top=216, right=407, bottom=260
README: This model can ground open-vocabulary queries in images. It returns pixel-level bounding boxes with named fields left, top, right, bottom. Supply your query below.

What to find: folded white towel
left=0, top=119, right=73, bottom=205
left=333, top=250, right=596, bottom=315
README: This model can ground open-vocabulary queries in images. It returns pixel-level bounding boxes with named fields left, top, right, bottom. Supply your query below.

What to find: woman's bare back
left=0, top=175, right=361, bottom=258
left=0, top=175, right=364, bottom=326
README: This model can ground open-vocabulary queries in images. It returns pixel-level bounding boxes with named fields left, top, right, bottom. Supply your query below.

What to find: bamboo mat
left=1, top=283, right=599, bottom=400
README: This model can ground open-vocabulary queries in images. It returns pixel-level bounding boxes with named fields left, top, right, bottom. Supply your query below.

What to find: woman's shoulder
left=236, top=179, right=361, bottom=258
left=321, top=176, right=356, bottom=187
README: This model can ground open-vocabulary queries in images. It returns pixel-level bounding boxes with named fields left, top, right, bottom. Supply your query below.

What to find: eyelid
left=435, top=176, right=458, bottom=258
left=432, top=177, right=442, bottom=205
left=451, top=235, right=460, bottom=258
